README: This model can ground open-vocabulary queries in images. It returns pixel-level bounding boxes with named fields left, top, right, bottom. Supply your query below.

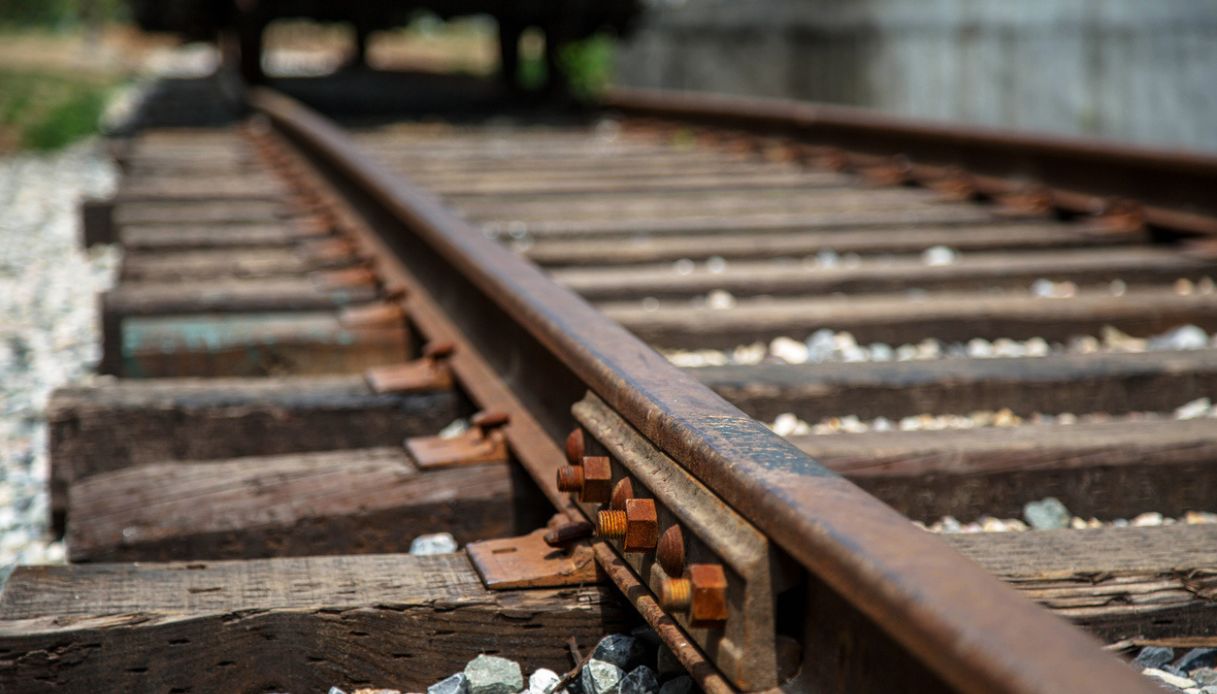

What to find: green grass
left=0, top=69, right=116, bottom=150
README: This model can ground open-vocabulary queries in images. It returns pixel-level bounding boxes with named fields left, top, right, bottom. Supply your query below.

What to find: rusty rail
left=249, top=87, right=1154, bottom=692
left=605, top=86, right=1217, bottom=237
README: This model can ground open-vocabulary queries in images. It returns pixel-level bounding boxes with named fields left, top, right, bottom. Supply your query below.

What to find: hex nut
left=660, top=564, right=728, bottom=624
left=688, top=563, right=729, bottom=623
left=623, top=498, right=658, bottom=552
left=580, top=456, right=613, bottom=503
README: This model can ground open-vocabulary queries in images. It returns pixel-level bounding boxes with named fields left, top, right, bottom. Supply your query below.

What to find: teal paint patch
left=125, top=313, right=340, bottom=353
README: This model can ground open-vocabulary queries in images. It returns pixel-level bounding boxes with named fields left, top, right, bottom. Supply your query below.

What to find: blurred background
left=2, top=0, right=1215, bottom=154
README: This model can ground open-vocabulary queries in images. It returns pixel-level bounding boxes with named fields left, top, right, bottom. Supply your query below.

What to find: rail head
left=249, top=87, right=1154, bottom=693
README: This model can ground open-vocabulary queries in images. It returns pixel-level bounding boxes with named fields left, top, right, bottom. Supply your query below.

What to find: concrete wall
left=614, top=0, right=1217, bottom=152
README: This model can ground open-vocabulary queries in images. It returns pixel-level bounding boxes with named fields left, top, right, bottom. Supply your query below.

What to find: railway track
left=2, top=77, right=1216, bottom=693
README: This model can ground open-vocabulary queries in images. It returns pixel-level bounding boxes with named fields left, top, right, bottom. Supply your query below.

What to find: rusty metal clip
left=338, top=301, right=405, bottom=329
left=993, top=186, right=1055, bottom=218
left=312, top=266, right=379, bottom=292
left=300, top=238, right=358, bottom=266
left=365, top=341, right=455, bottom=394
left=405, top=410, right=510, bottom=470
left=1080, top=199, right=1147, bottom=237
left=467, top=525, right=602, bottom=589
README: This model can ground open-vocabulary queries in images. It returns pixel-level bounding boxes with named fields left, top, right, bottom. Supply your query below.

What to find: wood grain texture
left=794, top=418, right=1217, bottom=521
left=114, top=200, right=291, bottom=226
left=945, top=525, right=1217, bottom=642
left=104, top=279, right=377, bottom=317
left=697, top=349, right=1217, bottom=421
left=605, top=289, right=1217, bottom=348
left=117, top=177, right=287, bottom=202
left=118, top=224, right=318, bottom=251
left=47, top=377, right=466, bottom=530
left=120, top=248, right=329, bottom=282
left=66, top=449, right=526, bottom=562
left=0, top=553, right=626, bottom=693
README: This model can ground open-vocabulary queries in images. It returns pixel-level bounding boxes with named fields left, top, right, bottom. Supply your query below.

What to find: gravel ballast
left=0, top=141, right=118, bottom=582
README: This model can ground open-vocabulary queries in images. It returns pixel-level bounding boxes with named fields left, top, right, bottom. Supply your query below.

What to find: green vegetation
left=0, top=0, right=124, bottom=27
left=0, top=70, right=116, bottom=150
left=517, top=32, right=617, bottom=98
left=559, top=34, right=615, bottom=98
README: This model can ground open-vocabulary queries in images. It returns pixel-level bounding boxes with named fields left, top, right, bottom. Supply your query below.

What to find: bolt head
left=610, top=478, right=634, bottom=511
left=565, top=428, right=584, bottom=466
left=656, top=525, right=685, bottom=577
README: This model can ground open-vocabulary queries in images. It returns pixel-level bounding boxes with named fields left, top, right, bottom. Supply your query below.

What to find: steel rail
left=249, top=87, right=1154, bottom=693
left=604, top=86, right=1217, bottom=237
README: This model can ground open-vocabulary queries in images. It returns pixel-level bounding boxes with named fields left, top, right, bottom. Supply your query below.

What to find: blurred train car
left=126, top=0, right=641, bottom=87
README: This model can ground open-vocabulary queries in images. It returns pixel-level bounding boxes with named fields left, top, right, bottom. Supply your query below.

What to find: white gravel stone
left=1030, top=279, right=1077, bottom=298
left=769, top=336, right=809, bottom=364
left=705, top=290, right=735, bottom=310
left=1175, top=398, right=1213, bottom=420
left=1149, top=324, right=1210, bottom=351
left=705, top=256, right=727, bottom=274
left=439, top=419, right=471, bottom=439
left=528, top=668, right=563, bottom=694
left=410, top=532, right=459, bottom=555
left=1132, top=512, right=1165, bottom=527
left=816, top=249, right=840, bottom=268
left=921, top=245, right=958, bottom=266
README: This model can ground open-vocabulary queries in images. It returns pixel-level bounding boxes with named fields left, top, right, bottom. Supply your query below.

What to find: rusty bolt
left=656, top=525, right=685, bottom=578
left=423, top=340, right=456, bottom=362
left=565, top=428, right=585, bottom=466
left=556, top=465, right=584, bottom=493
left=661, top=563, right=728, bottom=624
left=471, top=412, right=509, bottom=444
left=556, top=455, right=611, bottom=502
left=544, top=520, right=594, bottom=547
left=598, top=509, right=627, bottom=538
left=383, top=285, right=409, bottom=303
left=472, top=411, right=510, bottom=431
left=579, top=456, right=613, bottom=504
left=610, top=478, right=634, bottom=511
left=598, top=498, right=658, bottom=552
